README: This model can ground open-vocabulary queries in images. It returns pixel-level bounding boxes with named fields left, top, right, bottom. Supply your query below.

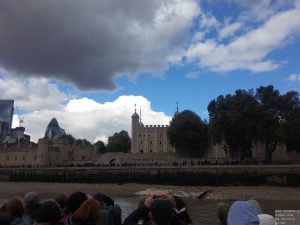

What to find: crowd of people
left=0, top=191, right=277, bottom=225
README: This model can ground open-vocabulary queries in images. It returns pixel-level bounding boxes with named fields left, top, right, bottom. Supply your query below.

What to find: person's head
left=258, top=214, right=277, bottom=225
left=7, top=197, right=25, bottom=219
left=0, top=212, right=12, bottom=225
left=151, top=199, right=174, bottom=225
left=24, top=192, right=40, bottom=207
left=36, top=200, right=62, bottom=224
left=94, top=193, right=114, bottom=209
left=72, top=198, right=101, bottom=224
left=55, top=194, right=68, bottom=210
left=247, top=200, right=263, bottom=215
left=217, top=202, right=230, bottom=225
left=173, top=196, right=192, bottom=225
left=227, top=201, right=259, bottom=225
left=66, top=192, right=87, bottom=214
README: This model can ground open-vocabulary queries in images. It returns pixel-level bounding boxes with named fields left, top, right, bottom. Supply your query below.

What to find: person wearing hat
left=227, top=201, right=260, bottom=225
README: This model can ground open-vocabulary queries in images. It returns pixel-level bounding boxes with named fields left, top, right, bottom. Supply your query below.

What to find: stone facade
left=131, top=111, right=175, bottom=154
left=0, top=138, right=97, bottom=168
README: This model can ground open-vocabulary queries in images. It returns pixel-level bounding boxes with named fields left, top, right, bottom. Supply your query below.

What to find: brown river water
left=0, top=182, right=299, bottom=225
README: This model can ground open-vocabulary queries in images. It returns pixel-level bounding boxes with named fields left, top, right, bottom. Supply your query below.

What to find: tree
left=106, top=130, right=131, bottom=153
left=167, top=110, right=209, bottom=157
left=56, top=134, right=76, bottom=144
left=208, top=89, right=259, bottom=160
left=76, top=139, right=92, bottom=146
left=277, top=91, right=300, bottom=154
left=208, top=85, right=300, bottom=163
left=94, top=140, right=107, bottom=154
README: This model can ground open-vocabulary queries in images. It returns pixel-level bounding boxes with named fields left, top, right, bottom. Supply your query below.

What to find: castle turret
left=131, top=108, right=139, bottom=153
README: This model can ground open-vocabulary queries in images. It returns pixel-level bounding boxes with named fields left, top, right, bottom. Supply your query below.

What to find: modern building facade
left=0, top=100, right=14, bottom=142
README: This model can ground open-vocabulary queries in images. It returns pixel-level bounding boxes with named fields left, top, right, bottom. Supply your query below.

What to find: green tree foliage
left=76, top=139, right=92, bottom=146
left=57, top=134, right=76, bottom=144
left=208, top=85, right=300, bottom=162
left=255, top=86, right=284, bottom=162
left=167, top=110, right=209, bottom=157
left=94, top=140, right=107, bottom=154
left=106, top=130, right=131, bottom=153
left=281, top=92, right=300, bottom=153
left=208, top=90, right=259, bottom=160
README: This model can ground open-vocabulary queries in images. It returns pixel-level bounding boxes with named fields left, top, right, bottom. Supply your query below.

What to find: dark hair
left=55, top=194, right=68, bottom=210
left=72, top=199, right=101, bottom=225
left=94, top=193, right=114, bottom=209
left=66, top=192, right=87, bottom=214
left=151, top=199, right=174, bottom=225
left=36, top=200, right=62, bottom=224
left=7, top=197, right=25, bottom=218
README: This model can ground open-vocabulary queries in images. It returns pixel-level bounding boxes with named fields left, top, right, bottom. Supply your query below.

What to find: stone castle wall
left=1, top=139, right=298, bottom=168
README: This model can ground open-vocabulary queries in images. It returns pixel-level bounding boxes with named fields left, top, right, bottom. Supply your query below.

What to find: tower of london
left=131, top=108, right=175, bottom=154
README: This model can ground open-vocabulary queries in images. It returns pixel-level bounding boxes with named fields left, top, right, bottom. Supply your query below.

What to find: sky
left=0, top=0, right=300, bottom=143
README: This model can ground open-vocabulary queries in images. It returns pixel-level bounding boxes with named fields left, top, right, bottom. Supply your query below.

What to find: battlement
left=144, top=124, right=168, bottom=128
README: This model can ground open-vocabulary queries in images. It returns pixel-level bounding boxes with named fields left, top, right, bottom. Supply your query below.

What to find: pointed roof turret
left=132, top=104, right=139, bottom=119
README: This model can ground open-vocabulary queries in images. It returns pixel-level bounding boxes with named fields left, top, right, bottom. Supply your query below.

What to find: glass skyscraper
left=0, top=100, right=14, bottom=141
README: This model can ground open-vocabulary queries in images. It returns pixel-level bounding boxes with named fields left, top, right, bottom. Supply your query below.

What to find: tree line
left=57, top=130, right=131, bottom=154
left=167, top=85, right=300, bottom=163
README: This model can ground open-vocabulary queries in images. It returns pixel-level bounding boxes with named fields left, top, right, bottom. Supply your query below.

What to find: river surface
left=0, top=182, right=299, bottom=225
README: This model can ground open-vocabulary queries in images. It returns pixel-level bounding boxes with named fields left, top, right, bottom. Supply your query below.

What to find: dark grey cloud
left=0, top=0, right=199, bottom=90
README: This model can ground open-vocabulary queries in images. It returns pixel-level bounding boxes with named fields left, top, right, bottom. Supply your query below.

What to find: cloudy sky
left=1, top=0, right=300, bottom=143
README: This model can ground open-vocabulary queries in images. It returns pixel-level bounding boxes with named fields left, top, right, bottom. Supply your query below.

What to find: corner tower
left=131, top=107, right=140, bottom=153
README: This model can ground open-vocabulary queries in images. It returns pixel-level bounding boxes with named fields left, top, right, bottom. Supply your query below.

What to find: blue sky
left=0, top=0, right=300, bottom=142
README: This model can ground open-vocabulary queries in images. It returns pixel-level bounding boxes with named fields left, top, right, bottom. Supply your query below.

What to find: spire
left=140, top=106, right=142, bottom=123
left=175, top=101, right=179, bottom=115
left=132, top=104, right=139, bottom=119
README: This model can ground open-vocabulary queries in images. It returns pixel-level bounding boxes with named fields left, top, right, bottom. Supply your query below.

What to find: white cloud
left=231, top=0, right=295, bottom=22
left=0, top=77, right=69, bottom=111
left=12, top=96, right=172, bottom=143
left=186, top=4, right=300, bottom=72
left=219, top=22, right=242, bottom=39
left=185, top=71, right=201, bottom=79
left=199, top=13, right=219, bottom=29
left=192, top=32, right=205, bottom=42
left=287, top=73, right=300, bottom=82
